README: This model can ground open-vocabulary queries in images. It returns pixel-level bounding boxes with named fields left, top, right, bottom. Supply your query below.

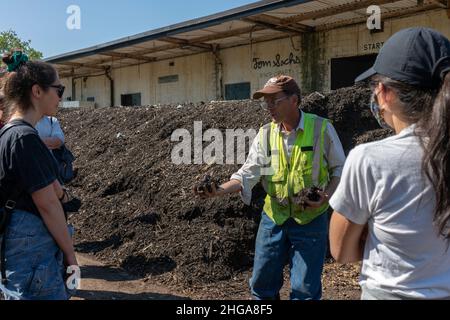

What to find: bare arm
left=52, top=180, right=70, bottom=202
left=325, top=176, right=340, bottom=199
left=217, top=179, right=242, bottom=196
left=194, top=179, right=242, bottom=198
left=42, top=137, right=63, bottom=150
left=329, top=211, right=367, bottom=263
left=31, top=183, right=77, bottom=266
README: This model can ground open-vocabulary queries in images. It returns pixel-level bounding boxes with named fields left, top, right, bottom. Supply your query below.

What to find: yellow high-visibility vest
left=260, top=112, right=330, bottom=226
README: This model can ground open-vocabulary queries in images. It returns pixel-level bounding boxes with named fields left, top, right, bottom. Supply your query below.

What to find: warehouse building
left=44, top=0, right=450, bottom=107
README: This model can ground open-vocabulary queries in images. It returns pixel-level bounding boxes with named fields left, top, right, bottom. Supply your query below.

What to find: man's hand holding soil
left=193, top=175, right=242, bottom=199
left=304, top=189, right=329, bottom=209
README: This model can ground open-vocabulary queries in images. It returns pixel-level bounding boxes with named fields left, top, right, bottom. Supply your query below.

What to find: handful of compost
left=292, top=186, right=324, bottom=209
left=194, top=175, right=220, bottom=194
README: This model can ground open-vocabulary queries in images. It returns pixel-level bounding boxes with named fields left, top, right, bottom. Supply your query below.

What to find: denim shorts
left=0, top=210, right=73, bottom=300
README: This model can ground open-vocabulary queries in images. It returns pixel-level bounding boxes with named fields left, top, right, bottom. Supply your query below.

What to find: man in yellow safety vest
left=195, top=75, right=346, bottom=300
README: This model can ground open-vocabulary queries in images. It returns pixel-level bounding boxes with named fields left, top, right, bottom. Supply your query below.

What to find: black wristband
left=59, top=189, right=68, bottom=202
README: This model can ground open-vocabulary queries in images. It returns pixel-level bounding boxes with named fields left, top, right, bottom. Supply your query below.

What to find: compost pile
left=58, top=85, right=392, bottom=297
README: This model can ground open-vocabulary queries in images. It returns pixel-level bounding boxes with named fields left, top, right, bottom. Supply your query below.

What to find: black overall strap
left=1, top=200, right=19, bottom=285
left=0, top=123, right=24, bottom=285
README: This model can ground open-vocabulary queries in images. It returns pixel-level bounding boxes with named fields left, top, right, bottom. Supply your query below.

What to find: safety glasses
left=260, top=95, right=290, bottom=111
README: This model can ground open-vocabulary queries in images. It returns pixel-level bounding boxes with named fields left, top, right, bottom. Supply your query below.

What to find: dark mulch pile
left=58, top=85, right=392, bottom=298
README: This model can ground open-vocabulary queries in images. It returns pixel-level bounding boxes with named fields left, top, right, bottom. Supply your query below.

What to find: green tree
left=0, top=29, right=43, bottom=61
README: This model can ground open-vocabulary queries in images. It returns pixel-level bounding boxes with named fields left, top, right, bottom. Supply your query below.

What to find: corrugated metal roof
left=48, top=0, right=447, bottom=78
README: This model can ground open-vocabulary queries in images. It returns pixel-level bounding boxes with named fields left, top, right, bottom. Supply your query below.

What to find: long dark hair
left=423, top=73, right=450, bottom=240
left=0, top=92, right=5, bottom=112
left=371, top=74, right=450, bottom=240
left=0, top=77, right=6, bottom=123
left=2, top=51, right=57, bottom=117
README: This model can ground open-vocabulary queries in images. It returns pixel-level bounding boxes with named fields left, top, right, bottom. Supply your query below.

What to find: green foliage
left=0, top=29, right=43, bottom=62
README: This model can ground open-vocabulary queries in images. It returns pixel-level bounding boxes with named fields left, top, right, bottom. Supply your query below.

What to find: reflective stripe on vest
left=312, top=115, right=324, bottom=186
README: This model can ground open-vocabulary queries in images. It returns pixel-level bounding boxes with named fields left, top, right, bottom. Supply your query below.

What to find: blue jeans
left=0, top=210, right=73, bottom=300
left=250, top=212, right=328, bottom=300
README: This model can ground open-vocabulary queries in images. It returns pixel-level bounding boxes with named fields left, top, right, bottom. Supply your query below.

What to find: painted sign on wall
left=362, top=42, right=384, bottom=52
left=253, top=52, right=301, bottom=70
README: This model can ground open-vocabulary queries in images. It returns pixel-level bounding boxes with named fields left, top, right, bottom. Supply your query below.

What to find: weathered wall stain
left=301, top=32, right=327, bottom=94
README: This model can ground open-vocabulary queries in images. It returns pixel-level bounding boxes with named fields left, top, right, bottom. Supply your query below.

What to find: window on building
left=330, top=54, right=377, bottom=90
left=158, top=75, right=179, bottom=84
left=225, top=82, right=251, bottom=100
left=121, top=93, right=141, bottom=106
left=87, top=97, right=95, bottom=102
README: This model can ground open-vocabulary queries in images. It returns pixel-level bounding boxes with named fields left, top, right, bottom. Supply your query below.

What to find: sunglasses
left=49, top=85, right=65, bottom=98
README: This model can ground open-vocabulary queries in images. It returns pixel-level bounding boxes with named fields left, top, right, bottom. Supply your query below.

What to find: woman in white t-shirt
left=329, top=27, right=450, bottom=300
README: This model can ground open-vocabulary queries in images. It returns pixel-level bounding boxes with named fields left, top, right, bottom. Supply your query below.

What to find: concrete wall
left=152, top=52, right=216, bottom=104
left=59, top=75, right=110, bottom=108
left=60, top=8, right=450, bottom=106
left=60, top=77, right=72, bottom=102
left=320, top=8, right=450, bottom=91
left=78, top=75, right=110, bottom=107
left=220, top=37, right=303, bottom=96
left=108, top=52, right=215, bottom=106
left=113, top=64, right=150, bottom=106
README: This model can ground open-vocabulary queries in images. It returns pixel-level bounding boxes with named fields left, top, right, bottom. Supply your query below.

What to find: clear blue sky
left=0, top=0, right=257, bottom=58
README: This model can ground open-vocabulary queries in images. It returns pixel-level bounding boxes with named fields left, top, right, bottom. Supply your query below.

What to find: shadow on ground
left=73, top=290, right=188, bottom=300
left=73, top=253, right=189, bottom=300
left=80, top=264, right=142, bottom=282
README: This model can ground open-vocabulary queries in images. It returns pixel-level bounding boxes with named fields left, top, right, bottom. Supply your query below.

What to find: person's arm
left=325, top=176, right=340, bottom=197
left=324, top=122, right=346, bottom=177
left=330, top=212, right=367, bottom=263
left=52, top=180, right=69, bottom=202
left=328, top=145, right=375, bottom=264
left=194, top=131, right=265, bottom=202
left=31, top=183, right=77, bottom=266
left=194, top=179, right=242, bottom=198
left=12, top=134, right=75, bottom=265
left=43, top=118, right=65, bottom=150
left=305, top=122, right=345, bottom=208
left=42, top=137, right=63, bottom=150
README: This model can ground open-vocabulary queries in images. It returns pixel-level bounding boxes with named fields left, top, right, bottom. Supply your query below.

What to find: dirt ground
left=73, top=253, right=360, bottom=300
left=72, top=253, right=188, bottom=300
left=59, top=85, right=391, bottom=300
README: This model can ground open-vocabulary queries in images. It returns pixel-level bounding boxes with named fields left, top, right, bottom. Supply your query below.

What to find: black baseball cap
left=355, top=27, right=450, bottom=88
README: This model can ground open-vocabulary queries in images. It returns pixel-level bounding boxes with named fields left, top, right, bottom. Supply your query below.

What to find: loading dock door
left=225, top=82, right=251, bottom=100
left=121, top=93, right=141, bottom=106
left=331, top=54, right=377, bottom=90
